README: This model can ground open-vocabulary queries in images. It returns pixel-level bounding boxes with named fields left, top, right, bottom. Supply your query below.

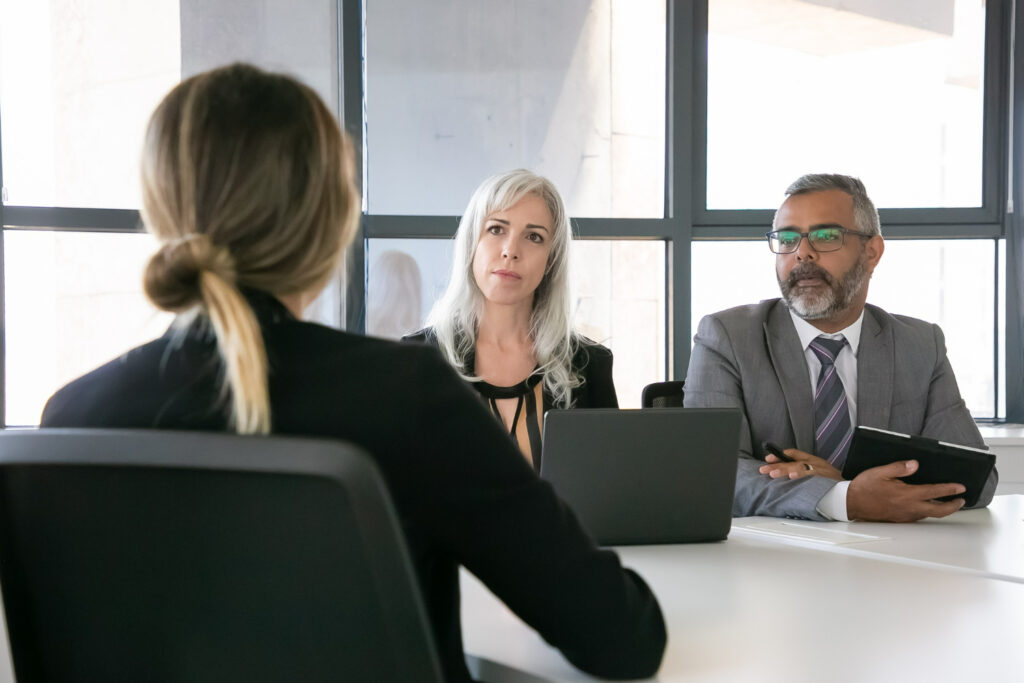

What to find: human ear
left=864, top=235, right=884, bottom=272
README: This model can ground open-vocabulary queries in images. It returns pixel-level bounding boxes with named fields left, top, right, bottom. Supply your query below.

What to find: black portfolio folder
left=841, top=426, right=996, bottom=507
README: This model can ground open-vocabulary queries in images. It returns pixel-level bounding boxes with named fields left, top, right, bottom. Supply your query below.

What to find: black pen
left=761, top=440, right=795, bottom=462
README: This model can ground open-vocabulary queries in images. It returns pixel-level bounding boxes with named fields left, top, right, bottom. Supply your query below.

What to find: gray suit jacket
left=683, top=299, right=997, bottom=520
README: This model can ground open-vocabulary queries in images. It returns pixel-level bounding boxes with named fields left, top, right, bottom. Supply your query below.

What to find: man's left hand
left=759, top=448, right=843, bottom=481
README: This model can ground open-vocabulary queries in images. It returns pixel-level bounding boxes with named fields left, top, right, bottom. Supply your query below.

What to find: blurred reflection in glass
left=367, top=250, right=423, bottom=339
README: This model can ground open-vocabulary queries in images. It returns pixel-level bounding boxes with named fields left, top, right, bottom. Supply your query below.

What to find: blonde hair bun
left=144, top=234, right=236, bottom=312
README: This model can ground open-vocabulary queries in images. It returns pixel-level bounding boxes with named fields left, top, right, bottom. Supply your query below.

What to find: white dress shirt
left=788, top=309, right=865, bottom=522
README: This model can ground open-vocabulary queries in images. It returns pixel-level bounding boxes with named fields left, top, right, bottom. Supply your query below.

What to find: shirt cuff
left=815, top=480, right=851, bottom=522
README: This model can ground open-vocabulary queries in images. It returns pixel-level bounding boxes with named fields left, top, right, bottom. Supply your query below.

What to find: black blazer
left=402, top=327, right=619, bottom=411
left=41, top=292, right=665, bottom=683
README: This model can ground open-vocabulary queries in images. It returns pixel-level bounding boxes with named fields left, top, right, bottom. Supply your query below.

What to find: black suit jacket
left=41, top=292, right=665, bottom=683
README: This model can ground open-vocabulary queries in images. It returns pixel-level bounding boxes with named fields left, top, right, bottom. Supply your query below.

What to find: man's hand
left=759, top=448, right=842, bottom=481
left=846, top=460, right=966, bottom=522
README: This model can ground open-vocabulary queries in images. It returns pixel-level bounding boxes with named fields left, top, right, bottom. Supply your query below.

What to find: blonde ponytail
left=144, top=233, right=271, bottom=434
left=200, top=271, right=270, bottom=434
left=140, top=64, right=360, bottom=436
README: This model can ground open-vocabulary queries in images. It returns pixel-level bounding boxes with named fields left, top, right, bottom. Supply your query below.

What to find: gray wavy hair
left=426, top=169, right=581, bottom=407
left=783, top=173, right=882, bottom=237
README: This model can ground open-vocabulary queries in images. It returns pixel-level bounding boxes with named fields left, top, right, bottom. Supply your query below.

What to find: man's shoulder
left=863, top=304, right=940, bottom=343
left=699, top=299, right=785, bottom=331
left=689, top=300, right=789, bottom=370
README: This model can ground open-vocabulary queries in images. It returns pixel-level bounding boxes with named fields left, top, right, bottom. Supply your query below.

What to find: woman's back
left=44, top=62, right=665, bottom=681
left=41, top=290, right=666, bottom=682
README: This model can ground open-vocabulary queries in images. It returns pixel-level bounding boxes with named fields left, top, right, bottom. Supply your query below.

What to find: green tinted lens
left=808, top=228, right=843, bottom=249
left=773, top=231, right=801, bottom=250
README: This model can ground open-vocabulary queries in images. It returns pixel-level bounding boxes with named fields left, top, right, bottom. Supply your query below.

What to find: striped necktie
left=809, top=335, right=854, bottom=467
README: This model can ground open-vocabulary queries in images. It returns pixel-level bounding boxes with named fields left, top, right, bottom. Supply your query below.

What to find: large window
left=363, top=0, right=667, bottom=217
left=0, top=0, right=343, bottom=426
left=0, top=0, right=180, bottom=208
left=3, top=231, right=172, bottom=425
left=360, top=0, right=673, bottom=408
left=1, top=0, right=1020, bottom=424
left=692, top=0, right=1009, bottom=419
left=706, top=0, right=986, bottom=210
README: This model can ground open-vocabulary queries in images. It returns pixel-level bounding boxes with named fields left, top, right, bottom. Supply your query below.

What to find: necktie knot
left=809, top=335, right=847, bottom=366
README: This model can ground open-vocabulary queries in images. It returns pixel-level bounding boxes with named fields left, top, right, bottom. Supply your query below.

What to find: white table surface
left=732, top=494, right=1024, bottom=583
left=0, top=500, right=1019, bottom=683
left=462, top=504, right=1024, bottom=682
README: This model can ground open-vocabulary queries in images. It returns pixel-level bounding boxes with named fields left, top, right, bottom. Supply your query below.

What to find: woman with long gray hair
left=405, top=170, right=617, bottom=470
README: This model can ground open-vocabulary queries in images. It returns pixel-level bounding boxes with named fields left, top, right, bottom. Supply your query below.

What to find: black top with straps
left=402, top=328, right=618, bottom=470
left=475, top=373, right=546, bottom=467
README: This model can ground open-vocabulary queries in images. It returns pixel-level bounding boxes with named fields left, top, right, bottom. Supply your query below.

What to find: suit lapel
left=764, top=303, right=815, bottom=452
left=856, top=305, right=894, bottom=428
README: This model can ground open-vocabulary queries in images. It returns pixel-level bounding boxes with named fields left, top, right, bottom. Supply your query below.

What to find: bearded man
left=683, top=174, right=997, bottom=521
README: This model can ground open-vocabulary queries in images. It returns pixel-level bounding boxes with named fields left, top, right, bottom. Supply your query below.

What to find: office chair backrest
left=641, top=380, right=685, bottom=408
left=0, top=429, right=443, bottom=683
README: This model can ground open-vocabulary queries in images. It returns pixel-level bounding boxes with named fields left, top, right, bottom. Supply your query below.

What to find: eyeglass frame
left=765, top=225, right=873, bottom=254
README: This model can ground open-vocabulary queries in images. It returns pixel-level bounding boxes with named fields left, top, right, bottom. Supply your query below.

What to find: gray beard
left=778, top=256, right=868, bottom=321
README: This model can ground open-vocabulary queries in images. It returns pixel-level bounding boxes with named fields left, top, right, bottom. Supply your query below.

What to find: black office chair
left=641, top=380, right=685, bottom=408
left=0, top=429, right=443, bottom=683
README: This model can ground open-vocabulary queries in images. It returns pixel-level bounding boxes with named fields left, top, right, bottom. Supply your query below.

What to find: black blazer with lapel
left=41, top=292, right=665, bottom=683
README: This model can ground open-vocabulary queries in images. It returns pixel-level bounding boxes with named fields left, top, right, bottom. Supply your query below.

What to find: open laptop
left=540, top=408, right=740, bottom=545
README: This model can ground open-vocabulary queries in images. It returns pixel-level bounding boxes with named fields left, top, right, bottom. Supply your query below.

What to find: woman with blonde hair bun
left=40, top=64, right=664, bottom=682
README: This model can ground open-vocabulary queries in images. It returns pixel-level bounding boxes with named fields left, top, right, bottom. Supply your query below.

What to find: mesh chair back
left=641, top=381, right=685, bottom=408
left=0, top=429, right=443, bottom=683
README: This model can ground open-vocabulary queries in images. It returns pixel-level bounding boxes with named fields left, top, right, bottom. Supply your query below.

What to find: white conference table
left=461, top=495, right=1024, bottom=683
left=732, top=494, right=1024, bottom=584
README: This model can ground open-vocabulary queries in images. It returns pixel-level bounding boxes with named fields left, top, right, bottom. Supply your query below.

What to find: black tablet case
left=841, top=427, right=995, bottom=507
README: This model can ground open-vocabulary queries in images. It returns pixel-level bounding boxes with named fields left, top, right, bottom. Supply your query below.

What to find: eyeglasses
left=765, top=227, right=871, bottom=254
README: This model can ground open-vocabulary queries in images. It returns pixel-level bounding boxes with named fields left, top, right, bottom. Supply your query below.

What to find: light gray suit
left=683, top=299, right=997, bottom=520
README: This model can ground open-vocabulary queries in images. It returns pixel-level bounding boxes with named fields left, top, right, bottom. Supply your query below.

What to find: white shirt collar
left=788, top=307, right=865, bottom=357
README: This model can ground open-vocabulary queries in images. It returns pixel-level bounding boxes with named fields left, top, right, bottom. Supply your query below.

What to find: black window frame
left=0, top=0, right=1021, bottom=425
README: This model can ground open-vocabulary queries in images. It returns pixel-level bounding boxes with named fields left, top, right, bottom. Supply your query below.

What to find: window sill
left=978, top=425, right=1024, bottom=495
